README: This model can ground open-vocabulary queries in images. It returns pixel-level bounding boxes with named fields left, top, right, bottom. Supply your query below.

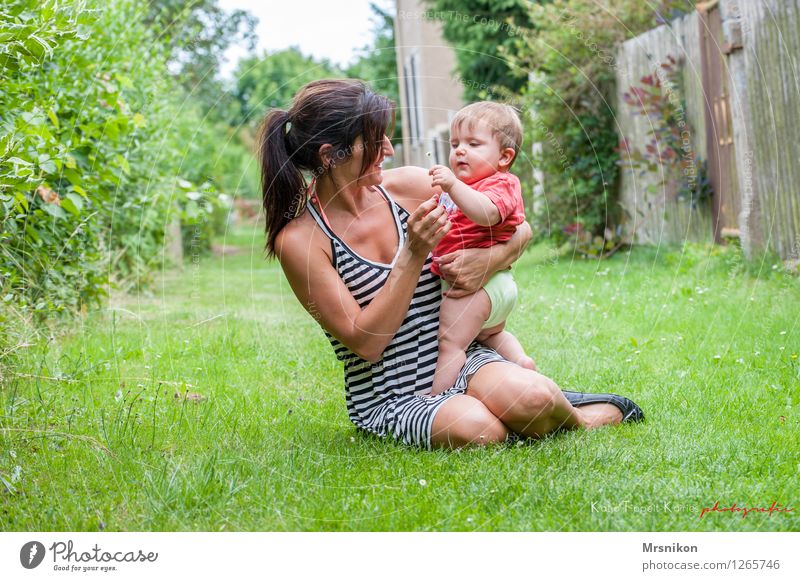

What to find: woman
left=260, top=79, right=643, bottom=450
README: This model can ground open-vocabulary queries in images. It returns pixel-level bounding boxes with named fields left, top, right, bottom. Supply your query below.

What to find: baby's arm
left=429, top=165, right=500, bottom=226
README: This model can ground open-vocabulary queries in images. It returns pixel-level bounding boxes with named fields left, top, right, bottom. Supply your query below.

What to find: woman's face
left=331, top=135, right=394, bottom=188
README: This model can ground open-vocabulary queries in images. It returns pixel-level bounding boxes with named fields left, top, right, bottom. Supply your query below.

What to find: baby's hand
left=429, top=165, right=457, bottom=193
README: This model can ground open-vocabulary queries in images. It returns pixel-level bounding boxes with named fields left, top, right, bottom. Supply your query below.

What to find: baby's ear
left=499, top=147, right=517, bottom=170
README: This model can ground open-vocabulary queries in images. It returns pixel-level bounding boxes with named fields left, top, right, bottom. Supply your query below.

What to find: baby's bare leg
left=478, top=323, right=537, bottom=371
left=431, top=289, right=491, bottom=395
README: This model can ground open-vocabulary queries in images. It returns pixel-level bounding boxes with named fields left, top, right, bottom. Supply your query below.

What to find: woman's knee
left=503, top=372, right=560, bottom=421
left=431, top=396, right=508, bottom=448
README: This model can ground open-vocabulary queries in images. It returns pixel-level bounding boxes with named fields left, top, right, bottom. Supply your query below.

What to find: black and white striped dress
left=306, top=186, right=506, bottom=449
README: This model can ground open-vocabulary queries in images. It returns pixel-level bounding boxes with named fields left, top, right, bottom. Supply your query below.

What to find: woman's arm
left=277, top=196, right=450, bottom=362
left=435, top=221, right=532, bottom=299
left=381, top=166, right=439, bottom=212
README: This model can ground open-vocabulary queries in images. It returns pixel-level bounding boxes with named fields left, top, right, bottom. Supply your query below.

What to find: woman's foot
left=577, top=403, right=623, bottom=429
left=561, top=390, right=645, bottom=423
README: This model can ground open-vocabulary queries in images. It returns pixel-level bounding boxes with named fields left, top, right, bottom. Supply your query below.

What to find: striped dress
left=306, top=185, right=506, bottom=449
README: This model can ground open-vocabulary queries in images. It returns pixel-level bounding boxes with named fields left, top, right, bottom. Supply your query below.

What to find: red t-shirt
left=431, top=171, right=525, bottom=277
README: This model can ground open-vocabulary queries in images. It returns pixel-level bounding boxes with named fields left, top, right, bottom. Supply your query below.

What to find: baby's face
left=448, top=119, right=506, bottom=185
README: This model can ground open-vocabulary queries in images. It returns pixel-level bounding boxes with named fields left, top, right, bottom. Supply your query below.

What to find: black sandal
left=561, top=390, right=645, bottom=423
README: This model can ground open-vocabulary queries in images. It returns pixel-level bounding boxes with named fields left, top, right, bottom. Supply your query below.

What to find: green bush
left=0, top=0, right=224, bottom=322
left=505, top=0, right=654, bottom=241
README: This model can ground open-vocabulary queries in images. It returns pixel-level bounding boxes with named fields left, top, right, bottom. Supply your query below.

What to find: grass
left=1, top=225, right=798, bottom=531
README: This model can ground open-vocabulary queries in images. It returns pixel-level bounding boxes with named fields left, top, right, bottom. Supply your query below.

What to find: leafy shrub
left=0, top=0, right=226, bottom=319
left=423, top=0, right=533, bottom=101
left=503, top=1, right=655, bottom=242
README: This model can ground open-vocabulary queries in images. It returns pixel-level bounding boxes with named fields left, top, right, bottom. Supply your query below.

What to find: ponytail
left=258, top=109, right=307, bottom=257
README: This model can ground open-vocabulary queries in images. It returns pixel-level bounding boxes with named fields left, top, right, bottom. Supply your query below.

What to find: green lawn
left=1, top=226, right=798, bottom=531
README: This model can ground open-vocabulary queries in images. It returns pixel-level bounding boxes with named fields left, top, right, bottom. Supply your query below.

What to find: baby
left=429, top=101, right=536, bottom=395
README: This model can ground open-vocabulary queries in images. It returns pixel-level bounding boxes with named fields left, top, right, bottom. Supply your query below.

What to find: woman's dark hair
left=258, top=79, right=394, bottom=257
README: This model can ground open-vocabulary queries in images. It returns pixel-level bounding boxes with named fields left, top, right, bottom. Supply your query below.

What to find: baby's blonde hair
left=451, top=101, right=523, bottom=167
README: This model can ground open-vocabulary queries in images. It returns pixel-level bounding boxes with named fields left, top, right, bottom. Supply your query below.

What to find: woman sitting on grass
left=259, top=79, right=643, bottom=449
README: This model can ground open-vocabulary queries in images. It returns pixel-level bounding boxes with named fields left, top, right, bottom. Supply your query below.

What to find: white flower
left=419, top=479, right=427, bottom=487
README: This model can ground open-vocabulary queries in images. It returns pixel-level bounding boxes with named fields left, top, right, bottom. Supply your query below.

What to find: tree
left=233, top=48, right=342, bottom=126
left=346, top=2, right=402, bottom=140
left=145, top=0, right=257, bottom=121
left=423, top=0, right=537, bottom=101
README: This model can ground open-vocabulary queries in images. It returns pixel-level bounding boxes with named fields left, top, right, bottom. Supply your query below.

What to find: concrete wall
left=394, top=0, right=464, bottom=168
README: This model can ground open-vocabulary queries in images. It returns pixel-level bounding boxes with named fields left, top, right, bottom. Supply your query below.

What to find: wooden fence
left=616, top=0, right=800, bottom=261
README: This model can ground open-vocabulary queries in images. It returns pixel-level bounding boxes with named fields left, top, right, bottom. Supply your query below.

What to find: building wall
left=394, top=0, right=464, bottom=168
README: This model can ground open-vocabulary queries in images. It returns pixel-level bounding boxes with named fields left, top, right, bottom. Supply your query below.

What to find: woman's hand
left=435, top=247, right=494, bottom=298
left=436, top=222, right=531, bottom=297
left=405, top=195, right=451, bottom=259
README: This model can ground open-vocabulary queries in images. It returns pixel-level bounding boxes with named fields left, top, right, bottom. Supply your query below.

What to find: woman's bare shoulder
left=274, top=210, right=331, bottom=267
left=381, top=166, right=439, bottom=212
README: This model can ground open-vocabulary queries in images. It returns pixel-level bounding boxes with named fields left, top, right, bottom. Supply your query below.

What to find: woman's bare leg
left=430, top=394, right=509, bottom=448
left=430, top=290, right=491, bottom=395
left=465, top=362, right=622, bottom=437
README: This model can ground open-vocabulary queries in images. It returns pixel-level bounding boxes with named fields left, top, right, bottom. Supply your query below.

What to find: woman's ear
left=318, top=144, right=334, bottom=169
left=498, top=147, right=517, bottom=170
